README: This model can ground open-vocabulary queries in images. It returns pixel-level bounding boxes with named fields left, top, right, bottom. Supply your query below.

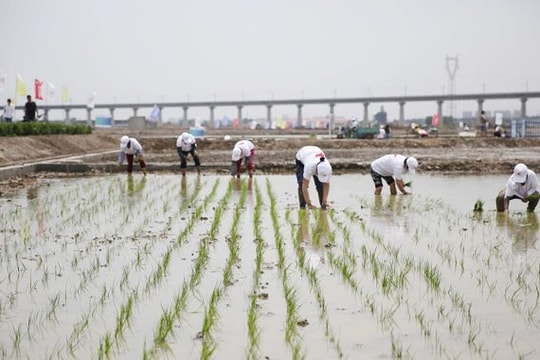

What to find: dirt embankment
left=2, top=130, right=540, bottom=172
left=2, top=128, right=540, bottom=195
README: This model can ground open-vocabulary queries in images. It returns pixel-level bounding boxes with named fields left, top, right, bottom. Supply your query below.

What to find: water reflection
left=127, top=175, right=147, bottom=196
left=180, top=175, right=201, bottom=200
left=26, top=186, right=39, bottom=201
left=296, top=210, right=328, bottom=269
left=496, top=212, right=539, bottom=254
left=231, top=177, right=253, bottom=193
left=369, top=195, right=414, bottom=237
left=27, top=186, right=45, bottom=238
left=373, top=195, right=405, bottom=215
left=180, top=175, right=187, bottom=199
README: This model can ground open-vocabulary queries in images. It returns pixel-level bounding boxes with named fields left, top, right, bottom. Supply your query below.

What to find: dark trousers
left=126, top=154, right=146, bottom=174
left=177, top=146, right=201, bottom=169
left=496, top=189, right=540, bottom=212
left=295, top=159, right=323, bottom=208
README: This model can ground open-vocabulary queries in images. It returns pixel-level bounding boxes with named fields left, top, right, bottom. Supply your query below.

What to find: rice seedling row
left=0, top=174, right=538, bottom=359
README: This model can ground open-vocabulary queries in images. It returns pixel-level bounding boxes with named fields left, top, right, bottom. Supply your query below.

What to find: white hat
left=232, top=147, right=242, bottom=161
left=120, top=135, right=129, bottom=147
left=406, top=157, right=418, bottom=174
left=181, top=133, right=191, bottom=143
left=316, top=159, right=332, bottom=183
left=511, top=163, right=528, bottom=183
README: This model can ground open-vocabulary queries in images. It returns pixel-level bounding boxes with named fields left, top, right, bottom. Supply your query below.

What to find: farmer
left=176, top=132, right=201, bottom=176
left=118, top=135, right=147, bottom=175
left=231, top=139, right=255, bottom=178
left=496, top=163, right=540, bottom=213
left=370, top=154, right=418, bottom=195
left=295, top=145, right=332, bottom=209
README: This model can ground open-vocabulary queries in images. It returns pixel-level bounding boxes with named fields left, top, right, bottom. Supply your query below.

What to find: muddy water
left=0, top=173, right=538, bottom=359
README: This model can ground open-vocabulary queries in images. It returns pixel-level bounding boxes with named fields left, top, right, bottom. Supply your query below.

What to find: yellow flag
left=16, top=74, right=27, bottom=97
left=62, top=86, right=68, bottom=104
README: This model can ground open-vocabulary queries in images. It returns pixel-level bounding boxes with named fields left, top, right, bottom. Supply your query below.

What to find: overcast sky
left=2, top=0, right=540, bottom=121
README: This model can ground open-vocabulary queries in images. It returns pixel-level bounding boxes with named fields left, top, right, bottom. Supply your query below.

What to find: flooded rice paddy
left=0, top=173, right=539, bottom=359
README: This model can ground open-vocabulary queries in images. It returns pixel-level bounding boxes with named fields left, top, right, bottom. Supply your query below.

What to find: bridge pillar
left=237, top=106, right=243, bottom=127
left=266, top=105, right=272, bottom=129
left=437, top=100, right=444, bottom=127
left=109, top=108, right=115, bottom=126
left=183, top=107, right=189, bottom=126
left=64, top=109, right=70, bottom=123
left=86, top=108, right=92, bottom=126
left=209, top=106, right=215, bottom=129
left=363, top=102, right=369, bottom=122
left=133, top=107, right=138, bottom=118
left=297, top=104, right=303, bottom=128
left=521, top=97, right=527, bottom=119
left=399, top=101, right=405, bottom=122
left=328, top=103, right=335, bottom=137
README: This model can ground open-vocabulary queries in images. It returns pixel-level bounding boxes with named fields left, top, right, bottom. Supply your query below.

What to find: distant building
left=374, top=106, right=387, bottom=125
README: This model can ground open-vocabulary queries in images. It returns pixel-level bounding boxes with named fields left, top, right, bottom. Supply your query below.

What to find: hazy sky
left=2, top=0, right=540, bottom=121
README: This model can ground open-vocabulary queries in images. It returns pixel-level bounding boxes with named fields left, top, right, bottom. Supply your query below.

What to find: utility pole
left=445, top=55, right=459, bottom=120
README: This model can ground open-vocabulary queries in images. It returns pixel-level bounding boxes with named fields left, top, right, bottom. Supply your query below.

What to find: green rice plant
left=97, top=332, right=113, bottom=360
left=67, top=311, right=90, bottom=356
left=473, top=199, right=484, bottom=212
left=114, top=294, right=134, bottom=342
left=154, top=308, right=175, bottom=345
left=119, top=266, right=130, bottom=291
left=200, top=287, right=223, bottom=359
left=390, top=332, right=404, bottom=359
left=11, top=324, right=21, bottom=355
left=423, top=263, right=441, bottom=292
left=246, top=180, right=264, bottom=360
left=46, top=293, right=60, bottom=321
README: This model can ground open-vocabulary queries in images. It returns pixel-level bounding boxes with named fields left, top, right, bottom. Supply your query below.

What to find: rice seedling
left=154, top=308, right=175, bottom=346
left=11, top=324, right=21, bottom=355
left=97, top=332, right=113, bottom=359
left=473, top=199, right=484, bottom=213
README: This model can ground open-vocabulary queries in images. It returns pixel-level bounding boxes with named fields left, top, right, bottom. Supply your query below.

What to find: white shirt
left=296, top=146, right=326, bottom=180
left=118, top=137, right=143, bottom=163
left=176, top=133, right=196, bottom=151
left=370, top=154, right=408, bottom=180
left=504, top=169, right=540, bottom=199
left=3, top=103, right=15, bottom=119
left=233, top=140, right=254, bottom=158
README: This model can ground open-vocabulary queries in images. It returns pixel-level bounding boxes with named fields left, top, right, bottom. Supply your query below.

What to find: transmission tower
left=445, top=55, right=459, bottom=119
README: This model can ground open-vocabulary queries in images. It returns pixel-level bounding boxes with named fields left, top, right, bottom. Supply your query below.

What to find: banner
left=61, top=86, right=69, bottom=104
left=87, top=92, right=96, bottom=109
left=432, top=114, right=440, bottom=127
left=148, top=104, right=160, bottom=122
left=34, top=79, right=44, bottom=100
left=16, top=74, right=26, bottom=97
left=0, top=73, right=6, bottom=92
left=47, top=82, right=56, bottom=101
